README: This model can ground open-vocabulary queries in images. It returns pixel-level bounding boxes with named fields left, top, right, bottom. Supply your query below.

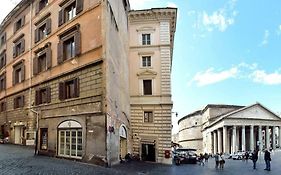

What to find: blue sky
left=1, top=1, right=281, bottom=133
left=129, top=0, right=281, bottom=133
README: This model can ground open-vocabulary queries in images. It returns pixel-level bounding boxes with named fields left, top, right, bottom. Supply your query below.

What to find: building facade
left=0, top=0, right=131, bottom=166
left=178, top=103, right=281, bottom=154
left=129, top=8, right=177, bottom=164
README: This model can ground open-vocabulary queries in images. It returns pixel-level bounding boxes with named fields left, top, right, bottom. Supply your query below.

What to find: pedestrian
left=252, top=150, right=258, bottom=169
left=245, top=151, right=249, bottom=162
left=219, top=153, right=225, bottom=169
left=204, top=153, right=209, bottom=162
left=199, top=153, right=205, bottom=166
left=214, top=153, right=219, bottom=169
left=264, top=150, right=271, bottom=171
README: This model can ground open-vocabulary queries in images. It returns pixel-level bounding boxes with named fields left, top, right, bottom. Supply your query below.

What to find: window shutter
left=58, top=10, right=64, bottom=27
left=14, top=98, right=16, bottom=109
left=3, top=75, right=6, bottom=90
left=20, top=39, right=25, bottom=54
left=33, top=56, right=38, bottom=75
left=74, top=31, right=81, bottom=56
left=74, top=78, right=80, bottom=97
left=3, top=102, right=6, bottom=111
left=3, top=53, right=6, bottom=66
left=46, top=87, right=51, bottom=103
left=21, top=95, right=25, bottom=108
left=46, top=18, right=52, bottom=35
left=13, top=45, right=17, bottom=58
left=35, top=1, right=40, bottom=14
left=3, top=32, right=6, bottom=43
left=76, top=0, right=84, bottom=15
left=59, top=82, right=65, bottom=100
left=57, top=40, right=63, bottom=64
left=35, top=90, right=40, bottom=105
left=12, top=69, right=16, bottom=85
left=14, top=21, right=17, bottom=33
left=21, top=16, right=25, bottom=28
left=21, top=64, right=25, bottom=82
left=34, top=28, right=39, bottom=43
left=46, top=46, right=52, bottom=69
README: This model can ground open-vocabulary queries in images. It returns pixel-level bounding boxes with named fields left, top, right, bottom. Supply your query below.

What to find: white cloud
left=167, top=2, right=177, bottom=8
left=251, top=70, right=281, bottom=85
left=259, top=30, right=270, bottom=46
left=0, top=0, right=21, bottom=23
left=189, top=67, right=238, bottom=87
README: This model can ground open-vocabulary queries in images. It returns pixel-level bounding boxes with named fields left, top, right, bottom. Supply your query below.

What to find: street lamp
left=30, top=109, right=39, bottom=155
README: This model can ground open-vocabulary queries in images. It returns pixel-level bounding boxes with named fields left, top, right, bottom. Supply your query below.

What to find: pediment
left=137, top=69, right=157, bottom=78
left=226, top=104, right=281, bottom=121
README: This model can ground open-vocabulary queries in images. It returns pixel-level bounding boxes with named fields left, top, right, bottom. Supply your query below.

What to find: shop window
left=142, top=56, right=151, bottom=67
left=57, top=26, right=81, bottom=64
left=58, top=0, right=83, bottom=26
left=142, top=34, right=151, bottom=45
left=0, top=50, right=6, bottom=69
left=0, top=73, right=6, bottom=91
left=35, top=87, right=51, bottom=105
left=40, top=128, right=48, bottom=150
left=143, top=79, right=152, bottom=95
left=144, top=111, right=153, bottom=123
left=14, top=16, right=25, bottom=33
left=33, top=43, right=52, bottom=75
left=14, top=95, right=24, bottom=109
left=13, top=61, right=25, bottom=85
left=59, top=78, right=79, bottom=100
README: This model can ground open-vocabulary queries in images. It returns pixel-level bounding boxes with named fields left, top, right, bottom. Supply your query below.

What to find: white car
left=232, top=151, right=246, bottom=160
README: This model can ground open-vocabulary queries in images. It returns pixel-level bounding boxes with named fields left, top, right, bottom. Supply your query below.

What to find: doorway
left=14, top=126, right=25, bottom=144
left=141, top=143, right=156, bottom=162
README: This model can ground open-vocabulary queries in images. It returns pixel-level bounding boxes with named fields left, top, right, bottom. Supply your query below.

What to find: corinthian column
left=218, top=129, right=222, bottom=153
left=242, top=125, right=246, bottom=151
left=250, top=125, right=254, bottom=151
left=232, top=126, right=237, bottom=154
left=223, top=126, right=228, bottom=153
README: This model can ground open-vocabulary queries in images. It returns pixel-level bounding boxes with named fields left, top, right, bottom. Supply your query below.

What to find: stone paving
left=0, top=144, right=280, bottom=175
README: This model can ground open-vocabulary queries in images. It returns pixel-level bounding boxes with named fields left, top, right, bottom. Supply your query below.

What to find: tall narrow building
left=129, top=8, right=177, bottom=164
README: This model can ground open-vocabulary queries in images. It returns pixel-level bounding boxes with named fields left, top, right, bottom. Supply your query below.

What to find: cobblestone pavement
left=1, top=144, right=280, bottom=175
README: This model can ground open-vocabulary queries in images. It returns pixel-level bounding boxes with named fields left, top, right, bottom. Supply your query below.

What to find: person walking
left=214, top=153, right=219, bottom=169
left=219, top=153, right=225, bottom=169
left=264, top=150, right=271, bottom=171
left=252, top=150, right=258, bottom=169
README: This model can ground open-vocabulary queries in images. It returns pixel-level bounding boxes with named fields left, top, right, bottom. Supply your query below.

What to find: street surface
left=0, top=144, right=280, bottom=175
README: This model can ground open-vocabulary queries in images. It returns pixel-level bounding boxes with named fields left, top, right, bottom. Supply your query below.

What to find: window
left=14, top=95, right=24, bottom=109
left=35, top=87, right=51, bottom=105
left=58, top=0, right=83, bottom=26
left=142, top=34, right=151, bottom=45
left=34, top=18, right=51, bottom=43
left=0, top=73, right=6, bottom=91
left=33, top=44, right=52, bottom=75
left=57, top=26, right=81, bottom=64
left=142, top=56, right=151, bottom=67
left=13, top=61, right=25, bottom=85
left=0, top=33, right=6, bottom=46
left=13, top=35, right=25, bottom=58
left=143, top=80, right=152, bottom=95
left=40, top=128, right=48, bottom=150
left=36, top=0, right=48, bottom=14
left=0, top=50, right=6, bottom=69
left=59, top=78, right=79, bottom=100
left=144, top=111, right=153, bottom=123
left=0, top=101, right=6, bottom=112
left=14, top=16, right=25, bottom=33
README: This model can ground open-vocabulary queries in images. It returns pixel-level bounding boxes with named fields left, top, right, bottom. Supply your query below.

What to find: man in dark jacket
left=264, top=150, right=271, bottom=171
left=252, top=150, right=258, bottom=169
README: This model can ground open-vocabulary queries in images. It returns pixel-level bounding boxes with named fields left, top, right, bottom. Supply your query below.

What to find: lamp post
left=30, top=109, right=39, bottom=155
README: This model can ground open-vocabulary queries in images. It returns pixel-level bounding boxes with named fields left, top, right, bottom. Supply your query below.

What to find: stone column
left=258, top=126, right=263, bottom=151
left=213, top=131, right=217, bottom=154
left=266, top=126, right=270, bottom=149
left=218, top=129, right=222, bottom=153
left=232, top=126, right=237, bottom=154
left=272, top=126, right=276, bottom=149
left=250, top=125, right=254, bottom=151
left=242, top=125, right=246, bottom=151
left=223, top=126, right=228, bottom=153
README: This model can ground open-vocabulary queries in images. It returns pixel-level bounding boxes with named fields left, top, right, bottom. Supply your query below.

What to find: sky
left=1, top=0, right=281, bottom=134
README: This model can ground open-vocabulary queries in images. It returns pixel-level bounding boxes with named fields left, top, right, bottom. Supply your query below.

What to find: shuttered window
left=13, top=61, right=25, bottom=85
left=0, top=32, right=6, bottom=46
left=14, top=95, right=25, bottom=109
left=57, top=29, right=81, bottom=64
left=36, top=0, right=48, bottom=14
left=13, top=38, right=25, bottom=58
left=143, top=80, right=152, bottom=95
left=0, top=50, right=6, bottom=69
left=0, top=73, right=6, bottom=91
left=14, top=16, right=25, bottom=33
left=0, top=101, right=6, bottom=112
left=35, top=87, right=51, bottom=105
left=59, top=78, right=79, bottom=100
left=34, top=44, right=52, bottom=75
left=58, top=0, right=83, bottom=27
left=35, top=18, right=51, bottom=43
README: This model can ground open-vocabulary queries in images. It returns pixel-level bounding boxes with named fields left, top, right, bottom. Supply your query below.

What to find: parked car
left=232, top=151, right=246, bottom=160
left=173, top=148, right=197, bottom=165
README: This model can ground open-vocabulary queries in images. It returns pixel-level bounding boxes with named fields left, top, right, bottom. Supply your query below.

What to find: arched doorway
left=58, top=120, right=82, bottom=159
left=119, top=125, right=127, bottom=159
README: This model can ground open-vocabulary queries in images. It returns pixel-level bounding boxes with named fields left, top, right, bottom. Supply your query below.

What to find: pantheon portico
left=178, top=103, right=281, bottom=154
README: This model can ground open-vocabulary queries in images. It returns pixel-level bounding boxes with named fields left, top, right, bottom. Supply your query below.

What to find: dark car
left=173, top=148, right=197, bottom=165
